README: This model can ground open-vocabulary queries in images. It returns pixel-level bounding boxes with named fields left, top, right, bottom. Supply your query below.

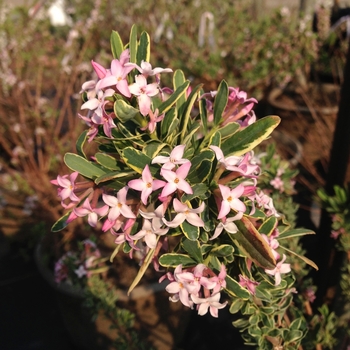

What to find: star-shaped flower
left=152, top=145, right=189, bottom=170
left=211, top=212, right=243, bottom=240
left=160, top=162, right=193, bottom=197
left=128, top=165, right=166, bottom=205
left=217, top=184, right=246, bottom=219
left=132, top=219, right=168, bottom=249
left=72, top=198, right=109, bottom=227
left=102, top=186, right=136, bottom=231
left=191, top=292, right=227, bottom=318
left=265, top=254, right=291, bottom=286
left=164, top=199, right=205, bottom=228
left=128, top=74, right=159, bottom=116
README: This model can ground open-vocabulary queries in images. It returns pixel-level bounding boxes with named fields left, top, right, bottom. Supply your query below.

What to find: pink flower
left=80, top=80, right=98, bottom=100
left=152, top=144, right=189, bottom=170
left=210, top=145, right=242, bottom=170
left=128, top=165, right=166, bottom=205
left=238, top=274, right=260, bottom=294
left=210, top=264, right=227, bottom=294
left=176, top=264, right=216, bottom=295
left=91, top=60, right=107, bottom=79
left=265, top=254, right=291, bottom=286
left=125, top=60, right=172, bottom=78
left=211, top=212, right=243, bottom=240
left=160, top=162, right=193, bottom=197
left=217, top=184, right=246, bottom=219
left=165, top=265, right=197, bottom=308
left=111, top=219, right=139, bottom=250
left=97, top=53, right=134, bottom=97
left=128, top=74, right=159, bottom=116
left=50, top=172, right=80, bottom=203
left=72, top=198, right=109, bottom=227
left=191, top=292, right=227, bottom=318
left=102, top=186, right=136, bottom=231
left=255, top=191, right=280, bottom=217
left=132, top=219, right=169, bottom=249
left=74, top=265, right=87, bottom=278
left=81, top=88, right=115, bottom=115
left=91, top=111, right=117, bottom=138
left=262, top=234, right=280, bottom=260
left=139, top=203, right=165, bottom=230
left=164, top=199, right=205, bottom=228
left=140, top=108, right=164, bottom=133
left=270, top=176, right=284, bottom=192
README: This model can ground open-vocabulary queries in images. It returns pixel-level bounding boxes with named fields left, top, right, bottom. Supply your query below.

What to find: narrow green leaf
left=143, top=142, right=168, bottom=159
left=110, top=30, right=124, bottom=59
left=209, top=130, right=221, bottom=147
left=159, top=253, right=196, bottom=268
left=199, top=92, right=207, bottom=132
left=232, top=318, right=250, bottom=329
left=210, top=244, right=234, bottom=257
left=182, top=122, right=201, bottom=146
left=279, top=244, right=318, bottom=270
left=76, top=130, right=88, bottom=158
left=173, top=69, right=187, bottom=110
left=229, top=298, right=245, bottom=314
left=161, top=108, right=178, bottom=140
left=182, top=238, right=203, bottom=263
left=136, top=31, right=150, bottom=65
left=218, top=122, right=240, bottom=139
left=225, top=274, right=250, bottom=299
left=213, top=80, right=228, bottom=125
left=221, top=115, right=280, bottom=156
left=259, top=217, right=278, bottom=236
left=187, top=149, right=215, bottom=183
left=95, top=153, right=119, bottom=170
left=209, top=255, right=222, bottom=271
left=181, top=183, right=211, bottom=201
left=64, top=153, right=105, bottom=179
left=284, top=330, right=304, bottom=344
left=232, top=217, right=277, bottom=270
left=114, top=100, right=140, bottom=123
left=128, top=246, right=155, bottom=295
left=115, top=122, right=144, bottom=146
left=158, top=80, right=190, bottom=115
left=278, top=228, right=315, bottom=240
left=179, top=84, right=203, bottom=143
left=109, top=244, right=122, bottom=262
left=255, top=283, right=273, bottom=301
left=181, top=220, right=200, bottom=241
left=129, top=24, right=138, bottom=64
left=51, top=212, right=71, bottom=232
left=121, top=147, right=153, bottom=174
left=95, top=171, right=136, bottom=185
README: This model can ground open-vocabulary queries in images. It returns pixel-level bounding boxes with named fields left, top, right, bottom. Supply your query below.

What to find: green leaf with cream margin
left=279, top=244, right=318, bottom=270
left=128, top=246, right=156, bottom=295
left=121, top=147, right=155, bottom=175
left=64, top=153, right=106, bottom=179
left=225, top=274, right=250, bottom=300
left=159, top=253, right=197, bottom=268
left=221, top=115, right=280, bottom=157
left=231, top=216, right=277, bottom=270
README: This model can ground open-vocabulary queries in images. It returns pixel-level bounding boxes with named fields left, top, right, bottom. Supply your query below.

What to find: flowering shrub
left=318, top=184, right=350, bottom=337
left=51, top=26, right=319, bottom=348
left=54, top=238, right=108, bottom=288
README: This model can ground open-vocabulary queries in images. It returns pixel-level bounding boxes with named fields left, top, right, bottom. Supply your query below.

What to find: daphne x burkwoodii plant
left=51, top=26, right=318, bottom=349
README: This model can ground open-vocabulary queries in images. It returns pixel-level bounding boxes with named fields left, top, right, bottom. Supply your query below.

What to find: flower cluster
left=160, top=264, right=227, bottom=317
left=54, top=239, right=107, bottom=288
left=51, top=27, right=315, bottom=331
